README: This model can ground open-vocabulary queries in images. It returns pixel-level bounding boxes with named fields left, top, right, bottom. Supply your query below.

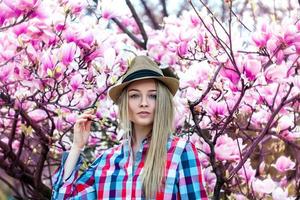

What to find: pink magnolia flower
left=0, top=138, right=20, bottom=150
left=251, top=109, right=271, bottom=128
left=252, top=178, right=276, bottom=194
left=206, top=100, right=228, bottom=120
left=41, top=51, right=56, bottom=74
left=220, top=61, right=240, bottom=84
left=214, top=135, right=244, bottom=161
left=272, top=187, right=291, bottom=200
left=101, top=0, right=117, bottom=20
left=252, top=23, right=272, bottom=48
left=0, top=66, right=12, bottom=82
left=273, top=156, right=295, bottom=173
left=280, top=130, right=300, bottom=142
left=54, top=117, right=64, bottom=131
left=203, top=167, right=216, bottom=191
left=64, top=0, right=87, bottom=15
left=277, top=115, right=294, bottom=131
left=264, top=63, right=289, bottom=83
left=12, top=23, right=28, bottom=36
left=28, top=109, right=48, bottom=122
left=237, top=160, right=256, bottom=184
left=60, top=42, right=77, bottom=66
left=65, top=112, right=77, bottom=124
left=177, top=41, right=188, bottom=56
left=244, top=59, right=262, bottom=81
left=0, top=4, right=16, bottom=26
left=77, top=32, right=94, bottom=49
left=69, top=73, right=83, bottom=91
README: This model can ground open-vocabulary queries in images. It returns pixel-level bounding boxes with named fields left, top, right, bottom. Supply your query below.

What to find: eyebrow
left=128, top=89, right=157, bottom=92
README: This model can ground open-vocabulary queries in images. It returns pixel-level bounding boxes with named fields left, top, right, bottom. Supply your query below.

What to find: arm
left=52, top=152, right=100, bottom=200
left=52, top=110, right=97, bottom=199
left=178, top=141, right=208, bottom=200
left=64, top=110, right=95, bottom=180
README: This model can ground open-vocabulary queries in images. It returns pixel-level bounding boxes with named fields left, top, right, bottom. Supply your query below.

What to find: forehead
left=127, top=79, right=156, bottom=91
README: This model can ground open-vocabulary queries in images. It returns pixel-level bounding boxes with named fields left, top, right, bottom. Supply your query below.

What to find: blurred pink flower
left=65, top=112, right=77, bottom=124
left=54, top=117, right=64, bottom=131
left=101, top=0, right=117, bottom=20
left=264, top=63, right=289, bottom=83
left=70, top=73, right=83, bottom=91
left=60, top=42, right=77, bottom=66
left=273, top=156, right=295, bottom=173
left=252, top=178, right=276, bottom=194
left=251, top=109, right=271, bottom=128
left=65, top=0, right=87, bottom=15
left=252, top=23, right=271, bottom=48
left=206, top=100, right=228, bottom=120
left=1, top=138, right=20, bottom=150
left=220, top=61, right=240, bottom=84
left=272, top=187, right=291, bottom=200
left=203, top=167, right=216, bottom=191
left=0, top=66, right=12, bottom=82
left=77, top=32, right=94, bottom=49
left=28, top=109, right=48, bottom=122
left=177, top=41, right=188, bottom=56
left=214, top=135, right=244, bottom=161
left=12, top=23, right=28, bottom=36
left=277, top=115, right=294, bottom=131
left=41, top=51, right=56, bottom=72
left=237, top=160, right=255, bottom=183
left=244, top=59, right=261, bottom=81
left=280, top=130, right=300, bottom=142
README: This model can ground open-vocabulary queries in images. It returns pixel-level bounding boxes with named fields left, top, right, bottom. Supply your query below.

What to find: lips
left=138, top=111, right=150, bottom=114
left=137, top=111, right=151, bottom=117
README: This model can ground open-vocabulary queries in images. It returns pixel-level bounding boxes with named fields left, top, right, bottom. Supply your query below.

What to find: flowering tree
left=0, top=0, right=299, bottom=199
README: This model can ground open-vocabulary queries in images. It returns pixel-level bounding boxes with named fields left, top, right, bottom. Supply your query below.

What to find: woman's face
left=127, top=79, right=156, bottom=128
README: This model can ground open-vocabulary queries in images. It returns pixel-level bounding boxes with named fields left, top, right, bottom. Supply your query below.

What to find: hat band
left=122, top=69, right=162, bottom=83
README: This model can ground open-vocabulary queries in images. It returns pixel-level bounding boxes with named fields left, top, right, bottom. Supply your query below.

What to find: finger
left=78, top=114, right=96, bottom=120
left=75, top=118, right=88, bottom=124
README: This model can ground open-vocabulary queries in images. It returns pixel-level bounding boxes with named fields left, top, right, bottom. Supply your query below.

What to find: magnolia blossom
left=280, top=130, right=300, bottom=141
left=1, top=137, right=20, bottom=150
left=273, top=156, right=295, bottom=173
left=28, top=109, right=48, bottom=122
left=237, top=160, right=256, bottom=184
left=203, top=167, right=216, bottom=191
left=252, top=177, right=277, bottom=194
left=277, top=115, right=294, bottom=131
left=211, top=135, right=245, bottom=162
left=272, top=187, right=294, bottom=200
left=60, top=42, right=77, bottom=66
left=69, top=73, right=83, bottom=91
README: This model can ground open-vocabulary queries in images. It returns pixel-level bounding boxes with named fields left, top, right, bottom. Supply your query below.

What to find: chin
left=133, top=119, right=153, bottom=127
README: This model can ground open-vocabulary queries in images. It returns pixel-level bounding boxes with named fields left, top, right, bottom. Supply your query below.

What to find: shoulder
left=168, top=136, right=200, bottom=158
left=168, top=136, right=196, bottom=151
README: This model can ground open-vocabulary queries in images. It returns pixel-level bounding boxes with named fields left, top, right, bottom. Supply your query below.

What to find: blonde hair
left=117, top=80, right=175, bottom=199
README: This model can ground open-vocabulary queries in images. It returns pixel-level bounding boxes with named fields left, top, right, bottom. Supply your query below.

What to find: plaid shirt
left=52, top=136, right=208, bottom=199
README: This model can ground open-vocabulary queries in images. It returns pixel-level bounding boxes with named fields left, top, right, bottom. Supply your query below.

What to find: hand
left=72, top=109, right=96, bottom=150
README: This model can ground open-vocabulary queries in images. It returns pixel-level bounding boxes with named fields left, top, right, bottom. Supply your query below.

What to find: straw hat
left=108, top=55, right=179, bottom=103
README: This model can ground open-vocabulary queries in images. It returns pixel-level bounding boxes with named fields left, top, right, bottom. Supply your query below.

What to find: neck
left=132, top=124, right=152, bottom=146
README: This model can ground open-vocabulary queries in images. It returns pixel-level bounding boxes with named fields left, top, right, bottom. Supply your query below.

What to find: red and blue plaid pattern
left=52, top=136, right=208, bottom=199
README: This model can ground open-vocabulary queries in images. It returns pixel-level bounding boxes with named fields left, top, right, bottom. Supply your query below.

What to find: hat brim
left=108, top=76, right=179, bottom=103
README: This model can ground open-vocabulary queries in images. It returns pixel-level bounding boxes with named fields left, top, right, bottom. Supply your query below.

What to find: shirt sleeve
left=51, top=151, right=99, bottom=200
left=178, top=141, right=208, bottom=200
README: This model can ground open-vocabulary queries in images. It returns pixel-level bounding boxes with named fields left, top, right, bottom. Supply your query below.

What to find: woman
left=52, top=55, right=208, bottom=199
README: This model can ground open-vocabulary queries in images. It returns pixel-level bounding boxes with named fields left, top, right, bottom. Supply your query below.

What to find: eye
left=129, top=94, right=139, bottom=98
left=149, top=94, right=157, bottom=99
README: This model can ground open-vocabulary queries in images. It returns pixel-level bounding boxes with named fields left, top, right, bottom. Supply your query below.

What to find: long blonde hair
left=117, top=80, right=175, bottom=199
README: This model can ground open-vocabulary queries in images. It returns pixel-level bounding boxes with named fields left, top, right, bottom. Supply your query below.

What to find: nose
left=140, top=94, right=148, bottom=107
